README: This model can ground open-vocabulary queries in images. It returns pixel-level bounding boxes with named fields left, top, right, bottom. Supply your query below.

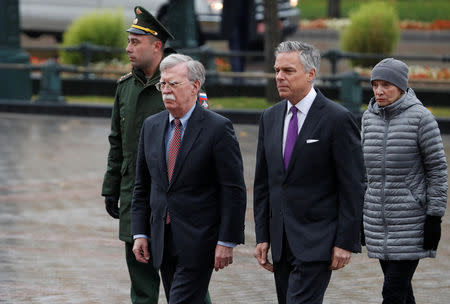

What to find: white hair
left=160, top=54, right=206, bottom=86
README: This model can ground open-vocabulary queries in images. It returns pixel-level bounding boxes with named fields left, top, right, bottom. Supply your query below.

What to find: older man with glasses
left=131, top=54, right=247, bottom=304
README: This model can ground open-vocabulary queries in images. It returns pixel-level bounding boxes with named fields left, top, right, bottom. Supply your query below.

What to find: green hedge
left=340, top=1, right=400, bottom=67
left=60, top=9, right=127, bottom=65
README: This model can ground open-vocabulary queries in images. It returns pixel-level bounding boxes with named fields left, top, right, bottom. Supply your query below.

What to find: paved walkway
left=1, top=113, right=449, bottom=303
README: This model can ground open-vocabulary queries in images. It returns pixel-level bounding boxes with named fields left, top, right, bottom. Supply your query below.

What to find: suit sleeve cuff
left=133, top=234, right=148, bottom=240
left=218, top=241, right=237, bottom=248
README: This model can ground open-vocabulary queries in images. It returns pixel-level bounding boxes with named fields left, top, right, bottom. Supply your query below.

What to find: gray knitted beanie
left=370, top=58, right=409, bottom=92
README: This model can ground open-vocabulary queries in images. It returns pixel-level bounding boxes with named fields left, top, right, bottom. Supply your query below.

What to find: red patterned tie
left=168, top=119, right=182, bottom=182
left=166, top=119, right=181, bottom=224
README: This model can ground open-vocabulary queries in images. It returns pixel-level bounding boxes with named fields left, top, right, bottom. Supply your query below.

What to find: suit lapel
left=168, top=104, right=204, bottom=189
left=156, top=115, right=170, bottom=188
left=276, top=100, right=288, bottom=171
left=284, top=92, right=326, bottom=175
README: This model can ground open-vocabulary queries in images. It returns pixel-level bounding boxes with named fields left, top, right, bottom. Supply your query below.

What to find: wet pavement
left=1, top=112, right=450, bottom=303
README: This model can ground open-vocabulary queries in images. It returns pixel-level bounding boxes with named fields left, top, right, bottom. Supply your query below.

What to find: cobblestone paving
left=1, top=113, right=449, bottom=303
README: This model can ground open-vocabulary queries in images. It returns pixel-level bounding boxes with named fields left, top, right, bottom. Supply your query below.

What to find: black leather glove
left=423, top=215, right=441, bottom=250
left=105, top=196, right=120, bottom=219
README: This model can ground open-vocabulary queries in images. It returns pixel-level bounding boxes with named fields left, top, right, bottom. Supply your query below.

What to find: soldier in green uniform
left=102, top=6, right=211, bottom=304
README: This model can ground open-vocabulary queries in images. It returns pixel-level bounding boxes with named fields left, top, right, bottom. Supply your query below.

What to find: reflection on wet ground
left=1, top=113, right=449, bottom=303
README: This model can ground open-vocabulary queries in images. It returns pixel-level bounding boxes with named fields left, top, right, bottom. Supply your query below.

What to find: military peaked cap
left=126, top=6, right=174, bottom=43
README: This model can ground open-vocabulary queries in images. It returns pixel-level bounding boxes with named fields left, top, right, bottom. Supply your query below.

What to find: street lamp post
left=165, top=0, right=199, bottom=49
left=0, top=0, right=32, bottom=102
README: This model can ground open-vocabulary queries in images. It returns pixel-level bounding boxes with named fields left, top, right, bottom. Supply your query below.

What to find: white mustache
left=162, top=94, right=176, bottom=101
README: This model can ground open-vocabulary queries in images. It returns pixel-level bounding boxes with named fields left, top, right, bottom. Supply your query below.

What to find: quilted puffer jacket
left=361, top=88, right=447, bottom=260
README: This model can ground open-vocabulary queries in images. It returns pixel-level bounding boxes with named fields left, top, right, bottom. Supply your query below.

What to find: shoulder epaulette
left=117, top=72, right=132, bottom=83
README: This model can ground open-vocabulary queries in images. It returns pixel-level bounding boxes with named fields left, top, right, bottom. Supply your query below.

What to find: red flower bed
left=301, top=19, right=450, bottom=31
left=356, top=66, right=450, bottom=81
left=400, top=19, right=450, bottom=30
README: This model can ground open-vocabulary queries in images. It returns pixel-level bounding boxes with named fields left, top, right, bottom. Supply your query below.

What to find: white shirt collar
left=286, top=87, right=317, bottom=116
left=169, top=103, right=196, bottom=126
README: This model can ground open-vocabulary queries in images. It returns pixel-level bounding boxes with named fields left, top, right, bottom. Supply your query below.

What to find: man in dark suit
left=253, top=41, right=364, bottom=304
left=131, top=54, right=246, bottom=303
left=220, top=0, right=253, bottom=77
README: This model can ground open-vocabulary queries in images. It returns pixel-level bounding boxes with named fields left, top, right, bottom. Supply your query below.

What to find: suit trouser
left=160, top=224, right=214, bottom=304
left=273, top=232, right=332, bottom=304
left=379, top=259, right=419, bottom=304
left=125, top=241, right=160, bottom=304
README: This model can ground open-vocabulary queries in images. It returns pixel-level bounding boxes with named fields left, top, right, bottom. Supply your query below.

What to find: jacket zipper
left=381, top=110, right=390, bottom=260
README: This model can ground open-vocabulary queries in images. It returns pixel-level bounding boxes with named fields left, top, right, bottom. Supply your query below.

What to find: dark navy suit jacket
left=253, top=90, right=365, bottom=263
left=131, top=104, right=246, bottom=269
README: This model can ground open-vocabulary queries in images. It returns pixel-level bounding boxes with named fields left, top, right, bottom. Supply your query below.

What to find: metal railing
left=321, top=49, right=450, bottom=75
left=1, top=43, right=448, bottom=106
left=23, top=42, right=450, bottom=78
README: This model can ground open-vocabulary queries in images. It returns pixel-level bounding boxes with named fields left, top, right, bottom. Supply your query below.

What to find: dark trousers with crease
left=379, top=259, right=419, bottom=304
left=160, top=224, right=213, bottom=304
left=273, top=232, right=332, bottom=304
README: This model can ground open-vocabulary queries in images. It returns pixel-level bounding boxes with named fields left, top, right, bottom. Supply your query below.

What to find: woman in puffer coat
left=361, top=58, right=447, bottom=304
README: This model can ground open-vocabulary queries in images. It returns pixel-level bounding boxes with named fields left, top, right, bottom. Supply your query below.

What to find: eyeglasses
left=155, top=81, right=185, bottom=91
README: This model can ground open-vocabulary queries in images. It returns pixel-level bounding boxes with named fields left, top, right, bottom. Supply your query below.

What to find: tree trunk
left=328, top=0, right=341, bottom=18
left=264, top=0, right=282, bottom=103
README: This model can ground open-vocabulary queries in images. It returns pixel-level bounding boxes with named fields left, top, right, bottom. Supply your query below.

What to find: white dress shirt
left=282, top=87, right=317, bottom=154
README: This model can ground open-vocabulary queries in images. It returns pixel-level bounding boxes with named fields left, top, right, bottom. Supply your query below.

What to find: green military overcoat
left=102, top=50, right=174, bottom=242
